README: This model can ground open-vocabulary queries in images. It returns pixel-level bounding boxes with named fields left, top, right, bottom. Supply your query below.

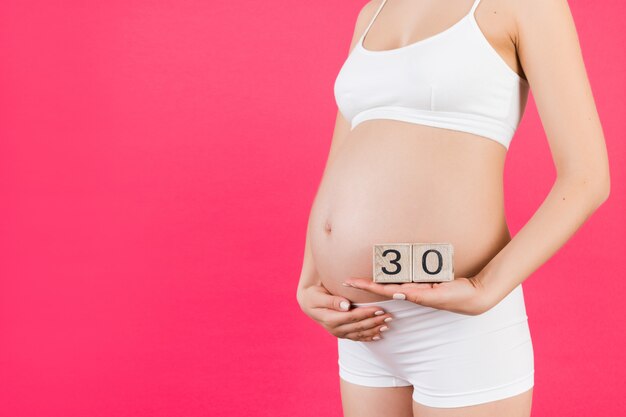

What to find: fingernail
left=372, top=336, right=381, bottom=341
left=393, top=293, right=406, bottom=300
left=384, top=317, right=393, bottom=322
left=374, top=310, right=385, bottom=316
left=380, top=326, right=389, bottom=332
left=340, top=301, right=350, bottom=311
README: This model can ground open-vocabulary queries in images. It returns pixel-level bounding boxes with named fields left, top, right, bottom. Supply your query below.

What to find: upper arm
left=326, top=1, right=382, bottom=167
left=514, top=0, right=610, bottom=195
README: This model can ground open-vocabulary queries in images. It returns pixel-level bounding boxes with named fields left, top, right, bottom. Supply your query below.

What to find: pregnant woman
left=296, top=0, right=610, bottom=416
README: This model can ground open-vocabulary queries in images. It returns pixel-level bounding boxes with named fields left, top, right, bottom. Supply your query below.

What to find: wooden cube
left=411, top=243, right=454, bottom=282
left=373, top=243, right=413, bottom=283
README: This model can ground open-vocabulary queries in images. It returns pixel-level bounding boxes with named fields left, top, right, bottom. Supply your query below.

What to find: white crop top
left=333, top=0, right=530, bottom=150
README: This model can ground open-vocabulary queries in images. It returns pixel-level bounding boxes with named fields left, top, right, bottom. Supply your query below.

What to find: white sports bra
left=333, top=0, right=530, bottom=150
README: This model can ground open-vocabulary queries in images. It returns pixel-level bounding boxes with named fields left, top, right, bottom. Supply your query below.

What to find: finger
left=402, top=284, right=444, bottom=306
left=323, top=306, right=389, bottom=329
left=345, top=278, right=445, bottom=306
left=341, top=278, right=421, bottom=298
left=334, top=312, right=392, bottom=336
left=342, top=278, right=395, bottom=298
left=343, top=323, right=389, bottom=342
left=345, top=278, right=435, bottom=292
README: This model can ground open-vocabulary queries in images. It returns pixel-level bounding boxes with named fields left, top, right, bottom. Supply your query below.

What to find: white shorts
left=338, top=283, right=534, bottom=408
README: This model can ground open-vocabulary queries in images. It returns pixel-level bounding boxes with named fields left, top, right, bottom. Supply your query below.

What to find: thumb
left=332, top=296, right=352, bottom=312
left=310, top=285, right=352, bottom=311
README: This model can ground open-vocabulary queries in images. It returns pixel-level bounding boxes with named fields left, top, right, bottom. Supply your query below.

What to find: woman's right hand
left=297, top=283, right=393, bottom=342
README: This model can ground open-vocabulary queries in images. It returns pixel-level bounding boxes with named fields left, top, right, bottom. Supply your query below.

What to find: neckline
left=358, top=13, right=472, bottom=55
left=354, top=4, right=530, bottom=86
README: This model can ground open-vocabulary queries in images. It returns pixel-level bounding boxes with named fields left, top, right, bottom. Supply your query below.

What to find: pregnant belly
left=309, top=123, right=512, bottom=303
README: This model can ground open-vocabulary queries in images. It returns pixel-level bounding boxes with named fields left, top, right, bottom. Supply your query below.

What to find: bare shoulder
left=343, top=0, right=384, bottom=53
left=510, top=0, right=579, bottom=50
left=358, top=0, right=384, bottom=22
left=503, top=0, right=572, bottom=30
left=474, top=0, right=569, bottom=54
left=510, top=0, right=583, bottom=102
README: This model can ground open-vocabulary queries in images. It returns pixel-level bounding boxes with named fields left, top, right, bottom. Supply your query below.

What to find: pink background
left=0, top=1, right=624, bottom=416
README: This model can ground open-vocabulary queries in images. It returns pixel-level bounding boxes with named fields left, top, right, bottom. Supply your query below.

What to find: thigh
left=340, top=377, right=414, bottom=417
left=412, top=387, right=533, bottom=417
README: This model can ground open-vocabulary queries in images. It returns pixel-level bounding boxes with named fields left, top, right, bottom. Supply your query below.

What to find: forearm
left=477, top=176, right=610, bottom=305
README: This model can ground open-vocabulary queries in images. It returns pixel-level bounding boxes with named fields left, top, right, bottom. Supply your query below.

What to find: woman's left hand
left=342, top=275, right=497, bottom=316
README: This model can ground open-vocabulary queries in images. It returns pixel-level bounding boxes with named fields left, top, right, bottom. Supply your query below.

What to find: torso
left=309, top=0, right=527, bottom=302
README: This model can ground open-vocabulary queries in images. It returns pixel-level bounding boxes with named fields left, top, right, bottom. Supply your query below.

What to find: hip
left=337, top=284, right=534, bottom=407
left=338, top=283, right=533, bottom=376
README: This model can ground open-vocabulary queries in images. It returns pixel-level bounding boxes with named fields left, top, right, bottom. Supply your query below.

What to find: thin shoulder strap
left=469, top=0, right=483, bottom=14
left=360, top=0, right=388, bottom=41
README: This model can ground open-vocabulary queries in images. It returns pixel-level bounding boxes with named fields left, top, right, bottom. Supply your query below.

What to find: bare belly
left=309, top=120, right=513, bottom=302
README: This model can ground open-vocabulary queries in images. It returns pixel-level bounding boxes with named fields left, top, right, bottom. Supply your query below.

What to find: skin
left=297, top=0, right=610, bottom=415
